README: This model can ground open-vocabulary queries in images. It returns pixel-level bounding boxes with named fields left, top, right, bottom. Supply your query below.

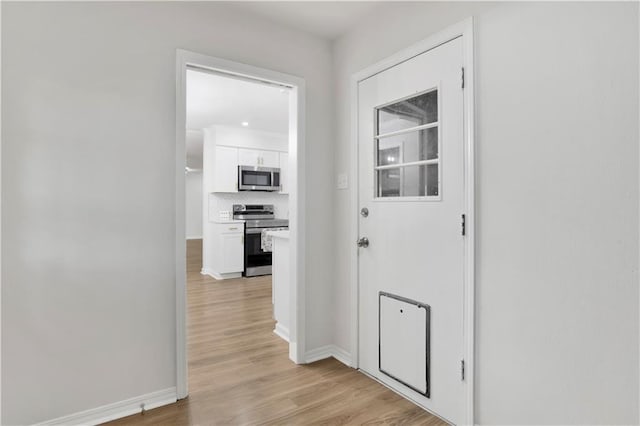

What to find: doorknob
left=357, top=237, right=369, bottom=248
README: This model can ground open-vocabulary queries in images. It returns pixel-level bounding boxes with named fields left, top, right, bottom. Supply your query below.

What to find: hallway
left=108, top=239, right=445, bottom=425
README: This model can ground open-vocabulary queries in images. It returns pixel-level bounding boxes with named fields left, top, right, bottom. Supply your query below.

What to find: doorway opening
left=175, top=51, right=306, bottom=399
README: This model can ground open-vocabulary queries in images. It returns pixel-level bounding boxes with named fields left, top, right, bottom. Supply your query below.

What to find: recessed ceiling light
left=241, top=121, right=249, bottom=127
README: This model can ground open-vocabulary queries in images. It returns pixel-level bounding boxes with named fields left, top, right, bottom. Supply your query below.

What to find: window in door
left=375, top=89, right=440, bottom=199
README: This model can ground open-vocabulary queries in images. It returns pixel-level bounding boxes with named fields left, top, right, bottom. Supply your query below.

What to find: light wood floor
left=107, top=239, right=446, bottom=425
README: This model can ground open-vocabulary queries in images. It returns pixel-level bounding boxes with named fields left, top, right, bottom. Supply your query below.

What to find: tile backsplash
left=209, top=192, right=289, bottom=220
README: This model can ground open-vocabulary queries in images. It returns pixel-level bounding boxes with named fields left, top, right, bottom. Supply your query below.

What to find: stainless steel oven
left=244, top=227, right=274, bottom=277
left=232, top=204, right=288, bottom=277
left=238, top=166, right=281, bottom=192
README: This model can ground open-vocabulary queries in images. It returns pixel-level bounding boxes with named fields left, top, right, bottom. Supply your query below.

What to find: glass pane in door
left=377, top=128, right=438, bottom=165
left=377, top=90, right=437, bottom=135
left=378, top=168, right=402, bottom=197
left=426, top=164, right=438, bottom=196
left=377, top=165, right=430, bottom=197
left=378, top=146, right=400, bottom=167
left=375, top=90, right=440, bottom=199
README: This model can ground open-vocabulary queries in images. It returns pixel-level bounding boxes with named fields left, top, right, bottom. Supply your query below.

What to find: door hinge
left=461, top=214, right=466, bottom=236
left=461, top=67, right=465, bottom=89
left=461, top=359, right=465, bottom=380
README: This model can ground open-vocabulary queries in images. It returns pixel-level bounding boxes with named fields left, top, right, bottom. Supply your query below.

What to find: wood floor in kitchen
left=107, top=239, right=446, bottom=425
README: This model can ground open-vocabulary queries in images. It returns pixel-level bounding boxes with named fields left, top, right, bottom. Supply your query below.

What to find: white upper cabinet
left=237, top=148, right=261, bottom=167
left=238, top=148, right=280, bottom=168
left=279, top=152, right=289, bottom=194
left=206, top=126, right=288, bottom=194
left=260, top=150, right=280, bottom=168
left=214, top=146, right=239, bottom=192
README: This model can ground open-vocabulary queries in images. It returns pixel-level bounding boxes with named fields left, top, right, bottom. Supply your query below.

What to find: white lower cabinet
left=212, top=222, right=244, bottom=277
left=270, top=232, right=290, bottom=342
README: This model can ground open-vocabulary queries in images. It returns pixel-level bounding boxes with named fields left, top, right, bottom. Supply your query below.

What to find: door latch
left=357, top=237, right=369, bottom=248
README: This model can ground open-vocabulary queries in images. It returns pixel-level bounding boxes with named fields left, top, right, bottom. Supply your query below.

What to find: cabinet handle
left=229, top=227, right=238, bottom=230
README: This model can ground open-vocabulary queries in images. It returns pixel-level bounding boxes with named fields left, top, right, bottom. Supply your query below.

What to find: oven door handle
left=246, top=228, right=265, bottom=235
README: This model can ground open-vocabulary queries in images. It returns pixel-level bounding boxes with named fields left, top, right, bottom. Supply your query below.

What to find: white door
left=358, top=38, right=465, bottom=424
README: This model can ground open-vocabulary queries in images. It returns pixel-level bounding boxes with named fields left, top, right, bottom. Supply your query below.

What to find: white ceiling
left=186, top=68, right=289, bottom=133
left=186, top=68, right=289, bottom=169
left=229, top=2, right=382, bottom=40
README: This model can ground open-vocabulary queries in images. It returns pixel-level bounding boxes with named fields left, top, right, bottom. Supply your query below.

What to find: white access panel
left=379, top=292, right=430, bottom=397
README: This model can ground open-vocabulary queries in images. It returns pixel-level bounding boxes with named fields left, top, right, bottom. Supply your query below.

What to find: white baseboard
left=34, top=387, right=177, bottom=426
left=305, top=345, right=352, bottom=367
left=331, top=345, right=352, bottom=367
left=186, top=235, right=203, bottom=240
left=200, top=268, right=241, bottom=280
left=273, top=323, right=290, bottom=342
left=305, top=345, right=333, bottom=363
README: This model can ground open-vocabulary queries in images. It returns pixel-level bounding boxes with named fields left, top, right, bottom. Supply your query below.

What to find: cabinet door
left=214, top=146, right=238, bottom=192
left=279, top=152, right=289, bottom=194
left=238, top=148, right=261, bottom=166
left=220, top=232, right=244, bottom=273
left=260, top=150, right=280, bottom=168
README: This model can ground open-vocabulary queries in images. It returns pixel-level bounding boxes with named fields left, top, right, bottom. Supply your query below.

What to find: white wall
left=185, top=129, right=204, bottom=169
left=1, top=2, right=333, bottom=424
left=185, top=172, right=203, bottom=239
left=332, top=2, right=639, bottom=424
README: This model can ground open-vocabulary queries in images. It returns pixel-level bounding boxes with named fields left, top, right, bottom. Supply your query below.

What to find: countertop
left=266, top=230, right=290, bottom=239
left=211, top=219, right=245, bottom=224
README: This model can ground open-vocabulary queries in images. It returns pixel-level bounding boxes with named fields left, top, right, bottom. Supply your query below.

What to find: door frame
left=175, top=50, right=307, bottom=399
left=349, top=18, right=476, bottom=424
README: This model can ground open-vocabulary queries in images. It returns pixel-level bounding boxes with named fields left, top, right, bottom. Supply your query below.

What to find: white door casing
left=356, top=28, right=473, bottom=425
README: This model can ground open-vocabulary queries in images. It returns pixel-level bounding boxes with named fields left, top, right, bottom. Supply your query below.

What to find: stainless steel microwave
left=238, top=166, right=281, bottom=191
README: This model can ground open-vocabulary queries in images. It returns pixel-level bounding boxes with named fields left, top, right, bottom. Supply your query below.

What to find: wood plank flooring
left=107, top=239, right=446, bottom=425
